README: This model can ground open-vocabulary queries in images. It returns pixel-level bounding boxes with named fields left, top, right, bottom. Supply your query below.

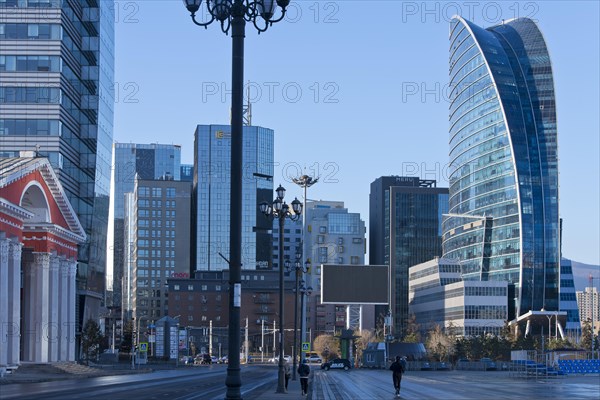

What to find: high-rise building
left=107, top=143, right=181, bottom=311
left=369, top=176, right=448, bottom=338
left=192, top=124, right=273, bottom=271
left=127, top=177, right=192, bottom=330
left=577, top=286, right=600, bottom=335
left=303, top=200, right=367, bottom=336
left=0, top=0, right=115, bottom=350
left=271, top=217, right=303, bottom=273
left=443, top=17, right=560, bottom=322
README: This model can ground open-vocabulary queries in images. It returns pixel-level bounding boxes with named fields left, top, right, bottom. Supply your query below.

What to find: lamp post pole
left=591, top=275, right=599, bottom=359
left=260, top=185, right=302, bottom=393
left=292, top=175, right=318, bottom=370
left=184, top=2, right=289, bottom=398
left=299, top=280, right=312, bottom=365
left=286, top=251, right=309, bottom=380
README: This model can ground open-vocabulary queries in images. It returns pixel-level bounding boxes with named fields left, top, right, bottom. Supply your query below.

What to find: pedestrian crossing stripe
left=302, top=342, right=310, bottom=352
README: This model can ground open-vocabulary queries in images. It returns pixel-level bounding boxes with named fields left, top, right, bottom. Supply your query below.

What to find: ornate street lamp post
left=292, top=174, right=318, bottom=367
left=260, top=184, right=302, bottom=393
left=285, top=250, right=309, bottom=380
left=183, top=1, right=289, bottom=399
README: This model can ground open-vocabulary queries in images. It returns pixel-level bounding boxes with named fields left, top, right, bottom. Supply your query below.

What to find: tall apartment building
left=127, top=177, right=191, bottom=330
left=443, top=17, right=561, bottom=325
left=577, top=286, right=600, bottom=335
left=0, top=0, right=115, bottom=352
left=369, top=176, right=448, bottom=338
left=107, top=143, right=181, bottom=310
left=303, top=200, right=367, bottom=336
left=272, top=217, right=303, bottom=273
left=192, top=124, right=273, bottom=271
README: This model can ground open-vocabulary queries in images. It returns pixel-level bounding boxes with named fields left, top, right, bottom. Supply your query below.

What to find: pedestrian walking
left=284, top=360, right=291, bottom=390
left=298, top=358, right=311, bottom=396
left=389, top=355, right=406, bottom=397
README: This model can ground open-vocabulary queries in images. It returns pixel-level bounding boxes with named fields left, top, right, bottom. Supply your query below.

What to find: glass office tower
left=370, top=176, right=449, bottom=337
left=0, top=0, right=115, bottom=342
left=192, top=124, right=273, bottom=271
left=443, top=17, right=560, bottom=319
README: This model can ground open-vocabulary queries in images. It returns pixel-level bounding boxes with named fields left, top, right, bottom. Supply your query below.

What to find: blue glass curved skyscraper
left=442, top=17, right=559, bottom=319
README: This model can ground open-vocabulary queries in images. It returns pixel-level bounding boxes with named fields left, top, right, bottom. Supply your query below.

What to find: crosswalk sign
left=139, top=342, right=148, bottom=352
left=301, top=342, right=310, bottom=352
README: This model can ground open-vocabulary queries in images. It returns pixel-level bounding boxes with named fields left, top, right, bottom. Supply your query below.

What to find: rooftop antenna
left=229, top=83, right=252, bottom=126
left=243, top=82, right=252, bottom=126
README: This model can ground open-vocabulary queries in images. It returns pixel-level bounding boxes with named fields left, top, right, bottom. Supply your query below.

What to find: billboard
left=321, top=264, right=389, bottom=304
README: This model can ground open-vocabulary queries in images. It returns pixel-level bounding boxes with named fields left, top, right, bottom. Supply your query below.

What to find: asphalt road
left=1, top=365, right=599, bottom=400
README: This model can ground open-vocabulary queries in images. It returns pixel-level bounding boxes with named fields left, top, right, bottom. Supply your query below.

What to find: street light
left=260, top=184, right=302, bottom=393
left=292, top=174, right=318, bottom=370
left=183, top=1, right=290, bottom=399
left=590, top=275, right=600, bottom=359
left=298, top=279, right=313, bottom=366
left=285, top=250, right=310, bottom=380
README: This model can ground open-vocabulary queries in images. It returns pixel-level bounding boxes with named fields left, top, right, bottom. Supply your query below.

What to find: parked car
left=218, top=355, right=228, bottom=364
left=307, top=354, right=322, bottom=364
left=421, top=361, right=432, bottom=370
left=211, top=355, right=219, bottom=364
left=181, top=355, right=194, bottom=365
left=480, top=358, right=497, bottom=371
left=268, top=355, right=291, bottom=363
left=437, top=361, right=450, bottom=370
left=321, top=358, right=352, bottom=371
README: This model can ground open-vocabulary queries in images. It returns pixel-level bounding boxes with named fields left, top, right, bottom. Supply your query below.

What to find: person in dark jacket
left=284, top=360, right=291, bottom=390
left=298, top=359, right=311, bottom=396
left=389, top=355, right=406, bottom=397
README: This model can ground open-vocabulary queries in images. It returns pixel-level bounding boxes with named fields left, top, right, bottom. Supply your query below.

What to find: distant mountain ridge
left=570, top=260, right=600, bottom=292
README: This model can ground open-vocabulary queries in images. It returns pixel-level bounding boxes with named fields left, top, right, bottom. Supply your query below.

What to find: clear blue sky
left=113, top=1, right=600, bottom=265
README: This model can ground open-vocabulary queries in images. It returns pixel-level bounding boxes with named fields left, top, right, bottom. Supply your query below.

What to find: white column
left=0, top=239, right=9, bottom=367
left=22, top=253, right=36, bottom=362
left=48, top=255, right=60, bottom=362
left=58, top=258, right=69, bottom=361
left=7, top=242, right=22, bottom=365
left=33, top=252, right=50, bottom=362
left=66, top=261, right=77, bottom=361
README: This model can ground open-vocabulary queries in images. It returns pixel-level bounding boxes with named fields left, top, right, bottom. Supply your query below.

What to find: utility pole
left=245, top=318, right=249, bottom=363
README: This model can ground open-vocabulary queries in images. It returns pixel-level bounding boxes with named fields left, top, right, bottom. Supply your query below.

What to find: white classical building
left=0, top=157, right=85, bottom=367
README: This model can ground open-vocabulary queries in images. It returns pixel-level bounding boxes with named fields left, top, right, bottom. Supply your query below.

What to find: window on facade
left=166, top=188, right=175, bottom=197
left=138, top=187, right=150, bottom=197
left=152, top=188, right=162, bottom=197
left=188, top=285, right=193, bottom=290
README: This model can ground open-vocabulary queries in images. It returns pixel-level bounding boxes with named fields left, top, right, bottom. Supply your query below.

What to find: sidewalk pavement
left=249, top=376, right=310, bottom=400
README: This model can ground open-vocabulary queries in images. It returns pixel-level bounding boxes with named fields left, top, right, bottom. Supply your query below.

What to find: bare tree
left=353, top=328, right=376, bottom=364
left=313, top=334, right=340, bottom=362
left=425, top=324, right=454, bottom=362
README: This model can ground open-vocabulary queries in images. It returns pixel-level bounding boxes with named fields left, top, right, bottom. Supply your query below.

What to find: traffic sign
left=302, top=342, right=310, bottom=352
left=139, top=342, right=148, bottom=352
